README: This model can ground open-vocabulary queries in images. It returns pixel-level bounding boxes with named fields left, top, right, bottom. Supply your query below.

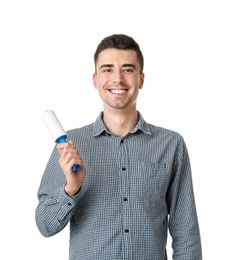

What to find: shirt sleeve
left=167, top=136, right=202, bottom=259
left=35, top=146, right=80, bottom=237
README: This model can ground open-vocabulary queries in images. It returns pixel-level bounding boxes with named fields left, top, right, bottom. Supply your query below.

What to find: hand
left=57, top=140, right=86, bottom=196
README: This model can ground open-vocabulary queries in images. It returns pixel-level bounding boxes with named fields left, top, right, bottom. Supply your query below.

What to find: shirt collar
left=92, top=111, right=151, bottom=137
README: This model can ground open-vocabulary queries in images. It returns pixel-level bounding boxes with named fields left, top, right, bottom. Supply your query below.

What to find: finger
left=57, top=143, right=68, bottom=153
left=67, top=140, right=75, bottom=145
left=60, top=155, right=83, bottom=175
left=61, top=150, right=80, bottom=166
left=57, top=143, right=76, bottom=155
left=57, top=142, right=75, bottom=150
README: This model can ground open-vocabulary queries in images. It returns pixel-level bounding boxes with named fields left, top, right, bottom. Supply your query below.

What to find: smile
left=109, top=89, right=127, bottom=94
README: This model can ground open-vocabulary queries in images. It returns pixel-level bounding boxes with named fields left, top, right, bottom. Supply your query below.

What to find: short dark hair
left=94, top=34, right=144, bottom=74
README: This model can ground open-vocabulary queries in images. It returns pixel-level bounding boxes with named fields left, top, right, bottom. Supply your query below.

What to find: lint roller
left=41, top=110, right=82, bottom=171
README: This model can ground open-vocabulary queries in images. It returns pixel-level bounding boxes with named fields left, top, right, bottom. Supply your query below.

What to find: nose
left=112, top=70, right=125, bottom=84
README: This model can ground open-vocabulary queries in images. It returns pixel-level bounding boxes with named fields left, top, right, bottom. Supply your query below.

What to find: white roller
left=41, top=110, right=67, bottom=142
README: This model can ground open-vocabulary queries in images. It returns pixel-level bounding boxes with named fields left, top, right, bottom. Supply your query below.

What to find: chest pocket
left=130, top=161, right=171, bottom=200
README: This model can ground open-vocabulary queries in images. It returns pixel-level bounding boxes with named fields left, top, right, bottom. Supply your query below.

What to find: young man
left=36, top=34, right=202, bottom=259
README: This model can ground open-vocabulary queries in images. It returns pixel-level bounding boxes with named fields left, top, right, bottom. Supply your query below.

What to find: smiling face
left=93, top=48, right=144, bottom=112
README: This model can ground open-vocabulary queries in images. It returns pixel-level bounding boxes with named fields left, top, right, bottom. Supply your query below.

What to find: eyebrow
left=99, top=64, right=136, bottom=70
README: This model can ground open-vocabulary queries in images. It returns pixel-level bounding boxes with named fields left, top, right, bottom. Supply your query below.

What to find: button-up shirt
left=36, top=112, right=202, bottom=260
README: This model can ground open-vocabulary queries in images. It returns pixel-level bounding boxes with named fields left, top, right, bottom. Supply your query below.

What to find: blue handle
left=72, top=164, right=82, bottom=171
left=56, top=135, right=82, bottom=172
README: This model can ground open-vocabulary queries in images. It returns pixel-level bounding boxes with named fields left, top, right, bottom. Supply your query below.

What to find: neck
left=102, top=107, right=138, bottom=137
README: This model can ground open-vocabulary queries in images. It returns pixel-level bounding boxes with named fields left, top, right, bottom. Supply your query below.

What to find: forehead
left=97, top=48, right=139, bottom=66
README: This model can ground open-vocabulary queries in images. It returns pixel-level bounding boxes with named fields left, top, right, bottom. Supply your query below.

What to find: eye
left=123, top=68, right=134, bottom=73
left=103, top=69, right=112, bottom=73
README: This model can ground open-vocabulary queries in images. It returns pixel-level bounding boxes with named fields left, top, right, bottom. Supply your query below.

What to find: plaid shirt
left=36, top=112, right=202, bottom=260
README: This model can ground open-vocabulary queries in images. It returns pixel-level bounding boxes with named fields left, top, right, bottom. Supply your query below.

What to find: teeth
left=110, top=89, right=126, bottom=94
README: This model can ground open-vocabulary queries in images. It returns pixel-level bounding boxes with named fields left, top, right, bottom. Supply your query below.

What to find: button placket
left=119, top=137, right=131, bottom=257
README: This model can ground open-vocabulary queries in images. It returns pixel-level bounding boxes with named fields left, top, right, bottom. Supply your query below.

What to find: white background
left=0, top=1, right=233, bottom=259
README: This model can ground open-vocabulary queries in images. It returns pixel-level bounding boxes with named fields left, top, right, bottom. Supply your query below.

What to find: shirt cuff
left=56, top=185, right=80, bottom=221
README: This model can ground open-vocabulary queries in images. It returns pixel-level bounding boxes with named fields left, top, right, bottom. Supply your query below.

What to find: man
left=36, top=34, right=202, bottom=259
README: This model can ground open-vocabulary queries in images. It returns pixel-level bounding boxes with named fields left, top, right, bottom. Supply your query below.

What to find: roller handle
left=56, top=135, right=82, bottom=171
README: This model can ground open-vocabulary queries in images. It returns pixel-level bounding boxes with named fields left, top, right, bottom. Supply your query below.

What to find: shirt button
left=125, top=229, right=129, bottom=233
left=122, top=167, right=126, bottom=171
left=68, top=202, right=72, bottom=206
left=120, top=139, right=124, bottom=143
left=123, top=198, right=128, bottom=201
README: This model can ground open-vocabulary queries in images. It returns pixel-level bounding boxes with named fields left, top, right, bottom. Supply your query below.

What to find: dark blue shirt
left=36, top=112, right=202, bottom=259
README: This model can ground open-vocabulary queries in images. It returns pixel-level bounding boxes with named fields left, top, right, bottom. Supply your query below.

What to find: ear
left=93, top=73, right=97, bottom=89
left=139, top=73, right=145, bottom=89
